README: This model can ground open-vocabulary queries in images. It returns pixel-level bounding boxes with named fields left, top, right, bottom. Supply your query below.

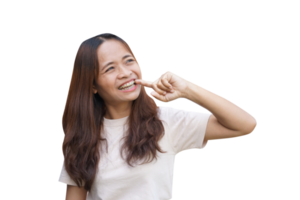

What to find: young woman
left=59, top=33, right=256, bottom=200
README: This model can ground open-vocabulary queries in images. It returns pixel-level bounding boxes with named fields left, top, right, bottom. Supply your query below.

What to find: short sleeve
left=163, top=106, right=211, bottom=154
left=58, top=162, right=78, bottom=186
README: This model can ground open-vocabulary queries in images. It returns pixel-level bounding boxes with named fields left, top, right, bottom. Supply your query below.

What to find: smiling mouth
left=118, top=80, right=136, bottom=90
left=119, top=84, right=136, bottom=91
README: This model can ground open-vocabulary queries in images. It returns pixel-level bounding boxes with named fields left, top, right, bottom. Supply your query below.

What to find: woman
left=59, top=33, right=256, bottom=200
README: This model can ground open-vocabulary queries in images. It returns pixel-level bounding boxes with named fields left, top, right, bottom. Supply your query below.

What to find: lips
left=118, top=78, right=136, bottom=89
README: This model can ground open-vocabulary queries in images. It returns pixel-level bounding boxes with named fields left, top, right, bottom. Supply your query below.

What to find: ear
left=92, top=85, right=98, bottom=94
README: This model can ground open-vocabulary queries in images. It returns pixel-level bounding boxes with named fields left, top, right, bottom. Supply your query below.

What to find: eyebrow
left=101, top=54, right=133, bottom=72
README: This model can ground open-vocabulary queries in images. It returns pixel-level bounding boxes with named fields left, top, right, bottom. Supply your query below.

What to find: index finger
left=135, top=79, right=153, bottom=88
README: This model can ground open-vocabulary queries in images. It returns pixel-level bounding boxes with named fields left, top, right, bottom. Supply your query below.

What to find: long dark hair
left=62, top=33, right=166, bottom=191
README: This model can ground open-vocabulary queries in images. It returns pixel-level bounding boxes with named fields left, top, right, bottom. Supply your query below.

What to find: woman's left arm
left=135, top=70, right=258, bottom=141
left=182, top=81, right=257, bottom=140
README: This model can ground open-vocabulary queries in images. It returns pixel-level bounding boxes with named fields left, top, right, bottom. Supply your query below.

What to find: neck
left=104, top=101, right=133, bottom=119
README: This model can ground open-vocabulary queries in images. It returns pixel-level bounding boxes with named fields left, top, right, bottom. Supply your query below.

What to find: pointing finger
left=135, top=79, right=153, bottom=88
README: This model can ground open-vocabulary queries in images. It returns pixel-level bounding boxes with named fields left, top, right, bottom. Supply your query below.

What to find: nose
left=117, top=64, right=132, bottom=78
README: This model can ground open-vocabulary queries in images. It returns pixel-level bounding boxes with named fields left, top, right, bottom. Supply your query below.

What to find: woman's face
left=93, top=39, right=142, bottom=105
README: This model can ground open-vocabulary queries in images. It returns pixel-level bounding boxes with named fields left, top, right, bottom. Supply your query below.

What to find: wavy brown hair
left=62, top=33, right=167, bottom=191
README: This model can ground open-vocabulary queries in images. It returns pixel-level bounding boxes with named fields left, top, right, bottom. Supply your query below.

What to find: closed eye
left=127, top=59, right=134, bottom=63
left=105, top=66, right=114, bottom=72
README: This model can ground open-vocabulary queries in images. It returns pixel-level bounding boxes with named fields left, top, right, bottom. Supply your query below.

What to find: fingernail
left=170, top=89, right=174, bottom=92
left=163, top=92, right=166, bottom=95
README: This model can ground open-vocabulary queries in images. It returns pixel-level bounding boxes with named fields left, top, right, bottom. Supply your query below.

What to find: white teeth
left=120, top=84, right=135, bottom=91
left=119, top=80, right=135, bottom=89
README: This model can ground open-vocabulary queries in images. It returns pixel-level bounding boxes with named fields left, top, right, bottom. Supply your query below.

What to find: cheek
left=98, top=79, right=115, bottom=92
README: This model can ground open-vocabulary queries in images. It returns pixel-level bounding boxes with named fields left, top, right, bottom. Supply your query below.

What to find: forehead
left=97, top=40, right=131, bottom=66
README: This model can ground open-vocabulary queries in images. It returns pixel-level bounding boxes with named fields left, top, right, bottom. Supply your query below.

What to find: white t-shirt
left=59, top=106, right=211, bottom=200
